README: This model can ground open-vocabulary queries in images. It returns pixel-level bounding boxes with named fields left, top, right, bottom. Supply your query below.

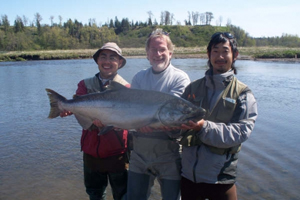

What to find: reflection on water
left=0, top=59, right=300, bottom=200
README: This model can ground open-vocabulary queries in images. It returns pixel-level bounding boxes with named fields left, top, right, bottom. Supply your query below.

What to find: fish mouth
left=180, top=116, right=200, bottom=123
left=180, top=109, right=206, bottom=123
left=158, top=99, right=206, bottom=127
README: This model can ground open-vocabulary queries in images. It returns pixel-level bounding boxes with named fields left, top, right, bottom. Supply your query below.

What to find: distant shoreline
left=127, top=54, right=300, bottom=63
left=1, top=47, right=300, bottom=63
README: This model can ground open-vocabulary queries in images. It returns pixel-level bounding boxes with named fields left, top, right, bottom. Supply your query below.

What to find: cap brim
left=93, top=49, right=126, bottom=69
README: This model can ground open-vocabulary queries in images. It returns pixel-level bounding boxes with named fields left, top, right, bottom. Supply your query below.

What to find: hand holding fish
left=93, top=119, right=123, bottom=134
left=138, top=126, right=180, bottom=133
left=93, top=119, right=105, bottom=128
left=60, top=110, right=73, bottom=117
left=181, top=119, right=205, bottom=131
left=46, top=82, right=206, bottom=132
left=138, top=126, right=153, bottom=133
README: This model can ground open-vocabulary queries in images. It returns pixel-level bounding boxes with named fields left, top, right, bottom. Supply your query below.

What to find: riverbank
left=1, top=46, right=300, bottom=62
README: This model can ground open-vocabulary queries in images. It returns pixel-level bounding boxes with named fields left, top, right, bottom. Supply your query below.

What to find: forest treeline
left=1, top=13, right=300, bottom=51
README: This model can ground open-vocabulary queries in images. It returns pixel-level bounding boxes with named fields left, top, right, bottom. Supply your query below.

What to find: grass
left=1, top=46, right=300, bottom=62
left=238, top=46, right=300, bottom=59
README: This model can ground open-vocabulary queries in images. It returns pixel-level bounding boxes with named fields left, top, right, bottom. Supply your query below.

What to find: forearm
left=199, top=92, right=258, bottom=148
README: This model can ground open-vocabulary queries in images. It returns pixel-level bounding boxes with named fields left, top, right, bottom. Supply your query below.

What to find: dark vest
left=180, top=76, right=248, bottom=155
left=84, top=73, right=129, bottom=93
left=80, top=73, right=129, bottom=158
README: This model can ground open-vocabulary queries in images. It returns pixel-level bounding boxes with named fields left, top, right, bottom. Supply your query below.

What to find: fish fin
left=107, top=81, right=128, bottom=91
left=73, top=113, right=93, bottom=130
left=98, top=126, right=115, bottom=135
left=45, top=88, right=67, bottom=118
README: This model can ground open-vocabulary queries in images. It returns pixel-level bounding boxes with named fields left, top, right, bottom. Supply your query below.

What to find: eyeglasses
left=211, top=32, right=234, bottom=39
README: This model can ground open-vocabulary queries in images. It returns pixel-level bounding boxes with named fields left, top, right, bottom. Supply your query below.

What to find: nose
left=216, top=52, right=224, bottom=59
left=102, top=58, right=109, bottom=63
left=154, top=50, right=162, bottom=56
left=151, top=48, right=163, bottom=56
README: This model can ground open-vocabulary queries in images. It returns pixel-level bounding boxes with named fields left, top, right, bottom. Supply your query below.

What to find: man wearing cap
left=60, top=42, right=130, bottom=200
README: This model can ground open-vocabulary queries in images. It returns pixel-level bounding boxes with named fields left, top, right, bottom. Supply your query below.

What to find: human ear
left=118, top=59, right=124, bottom=68
left=234, top=51, right=239, bottom=60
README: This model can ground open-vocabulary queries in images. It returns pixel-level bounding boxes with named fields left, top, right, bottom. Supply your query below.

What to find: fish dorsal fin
left=107, top=81, right=128, bottom=91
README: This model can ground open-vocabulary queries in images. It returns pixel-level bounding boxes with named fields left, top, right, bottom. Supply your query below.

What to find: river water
left=0, top=58, right=299, bottom=200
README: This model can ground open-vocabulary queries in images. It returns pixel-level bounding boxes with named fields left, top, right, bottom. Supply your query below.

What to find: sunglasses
left=148, top=30, right=170, bottom=38
left=211, top=32, right=234, bottom=39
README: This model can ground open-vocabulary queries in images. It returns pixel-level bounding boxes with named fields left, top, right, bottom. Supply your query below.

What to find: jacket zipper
left=81, top=131, right=88, bottom=151
left=193, top=146, right=200, bottom=182
left=96, top=134, right=101, bottom=158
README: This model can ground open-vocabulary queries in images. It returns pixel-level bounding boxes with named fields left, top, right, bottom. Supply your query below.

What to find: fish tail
left=45, top=88, right=67, bottom=118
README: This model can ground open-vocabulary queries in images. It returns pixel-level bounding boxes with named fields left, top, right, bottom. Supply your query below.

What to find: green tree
left=205, top=12, right=214, bottom=25
left=114, top=17, right=122, bottom=34
left=121, top=18, right=130, bottom=33
left=1, top=15, right=10, bottom=32
left=14, top=16, right=25, bottom=33
left=99, top=26, right=119, bottom=44
left=0, top=29, right=6, bottom=49
left=280, top=34, right=300, bottom=47
left=34, top=13, right=43, bottom=35
left=229, top=25, right=255, bottom=47
left=147, top=11, right=153, bottom=26
left=78, top=25, right=109, bottom=48
left=243, top=35, right=256, bottom=46
left=109, top=19, right=114, bottom=28
left=4, top=32, right=33, bottom=51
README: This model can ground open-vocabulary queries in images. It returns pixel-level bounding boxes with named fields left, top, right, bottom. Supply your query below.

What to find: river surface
left=0, top=58, right=299, bottom=200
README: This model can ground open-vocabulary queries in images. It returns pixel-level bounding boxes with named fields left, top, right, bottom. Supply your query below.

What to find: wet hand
left=159, top=126, right=181, bottom=131
left=138, top=126, right=153, bottom=133
left=138, top=126, right=180, bottom=133
left=60, top=110, right=73, bottom=117
left=93, top=119, right=105, bottom=128
left=181, top=119, right=205, bottom=131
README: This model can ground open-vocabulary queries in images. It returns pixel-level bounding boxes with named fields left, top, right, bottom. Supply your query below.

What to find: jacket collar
left=205, top=69, right=234, bottom=89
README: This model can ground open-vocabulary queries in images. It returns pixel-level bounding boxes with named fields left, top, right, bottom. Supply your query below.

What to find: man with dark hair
left=60, top=42, right=130, bottom=200
left=180, top=32, right=258, bottom=200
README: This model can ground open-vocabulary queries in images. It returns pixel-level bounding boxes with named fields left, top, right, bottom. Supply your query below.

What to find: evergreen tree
left=1, top=15, right=10, bottom=32
left=14, top=16, right=25, bottom=33
left=114, top=17, right=121, bottom=34
left=109, top=19, right=114, bottom=28
left=34, top=13, right=43, bottom=35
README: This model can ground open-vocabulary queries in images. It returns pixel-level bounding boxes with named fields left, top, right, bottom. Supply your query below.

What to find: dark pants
left=84, top=153, right=128, bottom=200
left=181, top=176, right=237, bottom=200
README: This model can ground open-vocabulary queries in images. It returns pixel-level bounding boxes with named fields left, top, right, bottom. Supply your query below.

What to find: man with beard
left=126, top=28, right=190, bottom=200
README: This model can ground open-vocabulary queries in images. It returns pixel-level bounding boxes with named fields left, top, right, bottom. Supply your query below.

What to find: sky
left=1, top=0, right=299, bottom=38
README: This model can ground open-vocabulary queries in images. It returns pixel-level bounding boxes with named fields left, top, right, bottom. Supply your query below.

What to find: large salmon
left=45, top=81, right=206, bottom=131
